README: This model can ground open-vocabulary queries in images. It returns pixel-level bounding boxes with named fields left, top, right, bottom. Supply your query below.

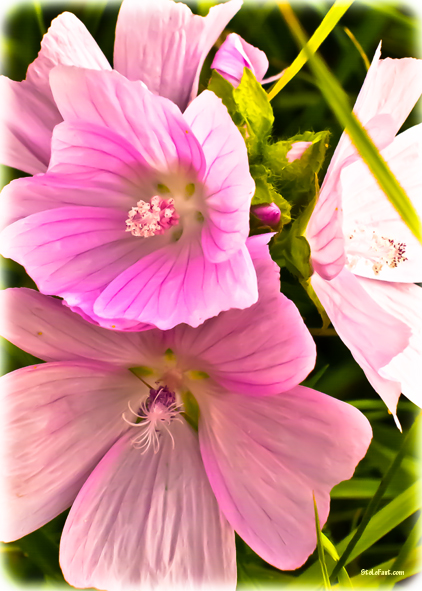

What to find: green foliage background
left=1, top=1, right=421, bottom=588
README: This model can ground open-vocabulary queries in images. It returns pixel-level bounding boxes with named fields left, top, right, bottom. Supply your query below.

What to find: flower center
left=123, top=386, right=182, bottom=453
left=346, top=227, right=408, bottom=276
left=125, top=196, right=179, bottom=238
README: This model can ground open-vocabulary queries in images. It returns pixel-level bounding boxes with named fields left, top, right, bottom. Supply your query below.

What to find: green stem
left=33, top=1, right=46, bottom=36
left=330, top=412, right=421, bottom=581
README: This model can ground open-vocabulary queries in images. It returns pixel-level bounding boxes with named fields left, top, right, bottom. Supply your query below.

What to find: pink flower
left=0, top=236, right=372, bottom=589
left=306, top=45, right=422, bottom=421
left=211, top=32, right=269, bottom=86
left=0, top=0, right=241, bottom=175
left=0, top=67, right=257, bottom=331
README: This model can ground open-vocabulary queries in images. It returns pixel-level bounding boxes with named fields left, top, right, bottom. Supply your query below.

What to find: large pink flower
left=0, top=236, right=371, bottom=589
left=0, top=0, right=241, bottom=175
left=306, top=46, right=422, bottom=420
left=0, top=66, right=257, bottom=331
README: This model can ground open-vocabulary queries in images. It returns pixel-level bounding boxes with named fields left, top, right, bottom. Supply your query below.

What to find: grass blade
left=313, top=494, right=331, bottom=589
left=278, top=2, right=422, bottom=244
left=268, top=0, right=355, bottom=100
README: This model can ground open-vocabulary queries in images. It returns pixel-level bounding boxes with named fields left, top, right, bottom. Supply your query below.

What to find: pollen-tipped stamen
left=125, top=195, right=180, bottom=238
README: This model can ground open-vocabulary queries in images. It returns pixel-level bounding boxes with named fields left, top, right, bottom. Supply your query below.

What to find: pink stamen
left=126, top=195, right=179, bottom=237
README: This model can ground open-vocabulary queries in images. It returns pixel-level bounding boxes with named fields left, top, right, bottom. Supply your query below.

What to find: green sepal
left=181, top=390, right=200, bottom=432
left=207, top=70, right=245, bottom=130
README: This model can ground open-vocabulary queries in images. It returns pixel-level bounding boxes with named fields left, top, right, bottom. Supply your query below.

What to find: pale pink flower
left=307, top=45, right=422, bottom=420
left=0, top=236, right=372, bottom=589
left=0, top=67, right=257, bottom=331
left=0, top=0, right=241, bottom=175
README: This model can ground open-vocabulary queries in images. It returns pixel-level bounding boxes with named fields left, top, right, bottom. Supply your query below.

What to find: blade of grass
left=330, top=412, right=421, bottom=580
left=379, top=514, right=422, bottom=589
left=292, top=480, right=422, bottom=587
left=278, top=2, right=422, bottom=244
left=343, top=27, right=370, bottom=70
left=313, top=494, right=331, bottom=589
left=321, top=533, right=353, bottom=588
left=33, top=1, right=46, bottom=36
left=268, top=0, right=354, bottom=100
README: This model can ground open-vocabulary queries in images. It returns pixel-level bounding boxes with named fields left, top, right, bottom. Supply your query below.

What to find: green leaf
left=279, top=2, right=422, bottom=245
left=321, top=533, right=353, bottom=588
left=207, top=70, right=245, bottom=129
left=313, top=494, right=331, bottom=589
left=234, top=68, right=274, bottom=146
left=268, top=0, right=355, bottom=100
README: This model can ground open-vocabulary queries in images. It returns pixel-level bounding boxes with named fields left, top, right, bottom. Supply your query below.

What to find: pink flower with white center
left=306, top=45, right=422, bottom=421
left=0, top=67, right=257, bottom=331
left=0, top=237, right=372, bottom=589
left=0, top=0, right=242, bottom=175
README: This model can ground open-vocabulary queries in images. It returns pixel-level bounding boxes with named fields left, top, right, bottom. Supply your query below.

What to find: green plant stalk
left=330, top=412, right=422, bottom=580
left=268, top=0, right=355, bottom=100
left=33, top=1, right=46, bottom=36
left=278, top=3, right=422, bottom=244
left=313, top=495, right=332, bottom=589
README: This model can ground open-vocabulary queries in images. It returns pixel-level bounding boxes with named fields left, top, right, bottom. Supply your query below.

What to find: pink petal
left=26, top=12, right=110, bottom=96
left=311, top=269, right=411, bottom=417
left=307, top=46, right=422, bottom=281
left=198, top=384, right=372, bottom=570
left=168, top=235, right=316, bottom=395
left=211, top=33, right=269, bottom=86
left=114, top=0, right=242, bottom=110
left=356, top=278, right=422, bottom=409
left=0, top=288, right=163, bottom=366
left=0, top=13, right=110, bottom=175
left=0, top=206, right=155, bottom=300
left=49, top=66, right=206, bottom=177
left=0, top=77, right=62, bottom=174
left=0, top=361, right=139, bottom=542
left=60, top=421, right=236, bottom=590
left=341, top=124, right=422, bottom=283
left=184, top=90, right=254, bottom=262
left=286, top=141, right=312, bottom=163
left=94, top=234, right=258, bottom=331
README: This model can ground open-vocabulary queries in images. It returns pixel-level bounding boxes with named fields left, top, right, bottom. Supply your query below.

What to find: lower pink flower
left=0, top=237, right=372, bottom=589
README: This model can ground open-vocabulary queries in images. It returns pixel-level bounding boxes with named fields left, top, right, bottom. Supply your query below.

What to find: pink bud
left=252, top=203, right=281, bottom=227
left=286, top=141, right=312, bottom=163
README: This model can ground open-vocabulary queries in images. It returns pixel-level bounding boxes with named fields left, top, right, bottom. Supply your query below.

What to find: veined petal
left=27, top=12, right=110, bottom=96
left=311, top=269, right=410, bottom=417
left=60, top=421, right=236, bottom=591
left=356, top=278, right=422, bottom=409
left=0, top=77, right=62, bottom=174
left=184, top=90, right=254, bottom=262
left=211, top=33, right=268, bottom=86
left=49, top=66, right=206, bottom=177
left=0, top=13, right=110, bottom=175
left=0, top=206, right=157, bottom=298
left=114, top=0, right=242, bottom=111
left=0, top=288, right=163, bottom=366
left=341, top=124, right=422, bottom=283
left=94, top=234, right=258, bottom=331
left=168, top=235, right=316, bottom=395
left=198, top=385, right=372, bottom=570
left=0, top=362, right=139, bottom=542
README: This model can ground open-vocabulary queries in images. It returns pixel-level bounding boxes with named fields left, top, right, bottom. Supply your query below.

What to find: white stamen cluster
left=125, top=195, right=179, bottom=238
left=347, top=227, right=408, bottom=276
left=123, top=397, right=183, bottom=454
